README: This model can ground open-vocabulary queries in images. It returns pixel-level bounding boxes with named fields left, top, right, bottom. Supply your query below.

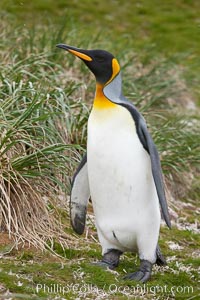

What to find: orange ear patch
left=106, top=58, right=120, bottom=85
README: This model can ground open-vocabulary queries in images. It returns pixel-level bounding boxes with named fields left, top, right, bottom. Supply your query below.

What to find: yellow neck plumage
left=93, top=84, right=116, bottom=109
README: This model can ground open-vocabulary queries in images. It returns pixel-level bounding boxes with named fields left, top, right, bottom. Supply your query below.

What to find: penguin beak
left=56, top=44, right=92, bottom=62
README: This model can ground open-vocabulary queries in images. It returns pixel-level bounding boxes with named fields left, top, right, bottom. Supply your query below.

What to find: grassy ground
left=0, top=226, right=199, bottom=299
left=0, top=1, right=199, bottom=299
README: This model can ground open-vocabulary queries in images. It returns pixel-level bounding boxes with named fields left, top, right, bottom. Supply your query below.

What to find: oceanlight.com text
left=36, top=283, right=194, bottom=297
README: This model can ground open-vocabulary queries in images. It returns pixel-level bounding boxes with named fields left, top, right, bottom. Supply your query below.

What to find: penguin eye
left=95, top=55, right=105, bottom=62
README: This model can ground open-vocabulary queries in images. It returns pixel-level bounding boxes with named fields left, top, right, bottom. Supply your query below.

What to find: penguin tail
left=156, top=245, right=167, bottom=266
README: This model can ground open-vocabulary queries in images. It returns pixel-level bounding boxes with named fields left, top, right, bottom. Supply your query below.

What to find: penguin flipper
left=70, top=153, right=90, bottom=234
left=139, top=119, right=171, bottom=228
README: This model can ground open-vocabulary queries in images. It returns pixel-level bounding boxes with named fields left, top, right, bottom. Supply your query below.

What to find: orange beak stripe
left=68, top=49, right=92, bottom=61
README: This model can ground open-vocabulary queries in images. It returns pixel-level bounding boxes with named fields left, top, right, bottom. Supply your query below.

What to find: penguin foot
left=93, top=249, right=122, bottom=270
left=123, top=260, right=152, bottom=283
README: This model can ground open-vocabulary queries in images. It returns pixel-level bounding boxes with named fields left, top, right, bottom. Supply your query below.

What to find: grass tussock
left=0, top=22, right=88, bottom=250
left=0, top=83, right=75, bottom=250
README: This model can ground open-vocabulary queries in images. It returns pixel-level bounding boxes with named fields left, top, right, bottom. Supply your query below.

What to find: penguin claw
left=91, top=261, right=116, bottom=270
left=123, top=270, right=151, bottom=283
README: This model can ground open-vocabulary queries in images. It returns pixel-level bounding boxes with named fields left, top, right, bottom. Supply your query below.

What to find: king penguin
left=56, top=44, right=171, bottom=283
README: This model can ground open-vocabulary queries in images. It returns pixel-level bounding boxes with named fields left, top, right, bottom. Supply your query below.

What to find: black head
left=56, top=44, right=120, bottom=85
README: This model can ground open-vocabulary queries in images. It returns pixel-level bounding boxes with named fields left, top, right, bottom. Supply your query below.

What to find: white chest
left=87, top=105, right=154, bottom=200
left=87, top=105, right=148, bottom=169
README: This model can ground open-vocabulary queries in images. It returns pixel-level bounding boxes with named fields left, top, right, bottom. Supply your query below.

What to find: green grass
left=0, top=1, right=199, bottom=299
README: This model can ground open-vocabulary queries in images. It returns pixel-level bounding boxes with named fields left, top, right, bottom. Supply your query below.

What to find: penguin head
left=56, top=44, right=120, bottom=85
